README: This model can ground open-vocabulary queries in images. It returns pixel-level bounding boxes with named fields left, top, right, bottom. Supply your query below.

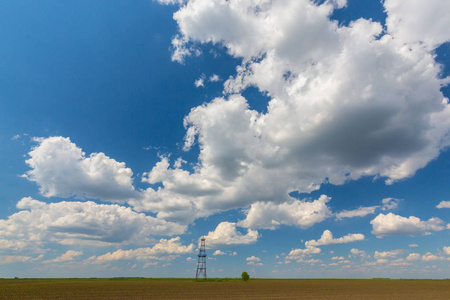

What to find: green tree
left=241, top=271, right=250, bottom=281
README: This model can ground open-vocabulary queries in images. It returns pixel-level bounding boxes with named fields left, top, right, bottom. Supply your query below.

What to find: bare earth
left=1, top=278, right=449, bottom=300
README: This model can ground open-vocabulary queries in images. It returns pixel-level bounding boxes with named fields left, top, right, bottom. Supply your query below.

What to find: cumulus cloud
left=156, top=0, right=185, bottom=5
left=247, top=261, right=263, bottom=266
left=350, top=248, right=367, bottom=259
left=203, top=222, right=259, bottom=249
left=384, top=0, right=450, bottom=48
left=444, top=246, right=450, bottom=255
left=408, top=250, right=450, bottom=262
left=336, top=198, right=400, bottom=220
left=23, top=137, right=139, bottom=201
left=87, top=237, right=194, bottom=263
left=374, top=249, right=404, bottom=259
left=381, top=198, right=400, bottom=211
left=209, top=74, right=220, bottom=82
left=238, top=195, right=331, bottom=229
left=0, top=198, right=186, bottom=251
left=194, top=74, right=205, bottom=88
left=335, top=206, right=378, bottom=220
left=305, top=230, right=365, bottom=247
left=331, top=256, right=345, bottom=260
left=0, top=254, right=43, bottom=265
left=246, top=256, right=261, bottom=262
left=406, top=253, right=421, bottom=261
left=286, top=246, right=321, bottom=261
left=422, top=252, right=448, bottom=262
left=213, top=250, right=226, bottom=256
left=370, top=213, right=446, bottom=238
left=142, top=0, right=450, bottom=224
left=44, top=250, right=83, bottom=264
left=436, top=201, right=450, bottom=209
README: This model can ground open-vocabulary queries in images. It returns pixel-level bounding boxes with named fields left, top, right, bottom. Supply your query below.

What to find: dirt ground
left=1, top=278, right=449, bottom=299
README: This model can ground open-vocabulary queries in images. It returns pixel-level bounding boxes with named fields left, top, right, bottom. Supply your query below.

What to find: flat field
left=1, top=278, right=449, bottom=299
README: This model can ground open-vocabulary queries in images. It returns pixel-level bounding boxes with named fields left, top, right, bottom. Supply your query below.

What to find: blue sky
left=1, top=0, right=449, bottom=279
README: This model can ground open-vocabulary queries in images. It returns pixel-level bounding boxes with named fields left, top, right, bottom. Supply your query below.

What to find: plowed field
left=1, top=278, right=448, bottom=299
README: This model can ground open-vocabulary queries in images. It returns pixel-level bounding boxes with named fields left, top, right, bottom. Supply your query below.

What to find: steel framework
left=195, top=236, right=207, bottom=280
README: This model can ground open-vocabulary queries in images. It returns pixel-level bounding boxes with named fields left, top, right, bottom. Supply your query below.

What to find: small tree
left=241, top=271, right=250, bottom=281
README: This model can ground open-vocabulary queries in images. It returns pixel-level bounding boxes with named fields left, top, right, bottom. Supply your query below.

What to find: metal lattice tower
left=195, top=236, right=207, bottom=280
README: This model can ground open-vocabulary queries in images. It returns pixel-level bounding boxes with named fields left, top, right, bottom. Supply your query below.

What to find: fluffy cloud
left=23, top=0, right=450, bottom=229
left=23, top=137, right=139, bottom=201
left=141, top=0, right=450, bottom=223
left=422, top=252, right=448, bottom=262
left=238, top=195, right=331, bottom=229
left=384, top=0, right=450, bottom=48
left=209, top=74, right=220, bottom=82
left=336, top=198, right=400, bottom=220
left=44, top=250, right=83, bottom=264
left=0, top=254, right=43, bottom=265
left=381, top=198, right=400, bottom=211
left=331, top=256, right=345, bottom=260
left=406, top=253, right=421, bottom=261
left=247, top=261, right=263, bottom=266
left=436, top=201, right=450, bottom=209
left=203, top=222, right=259, bottom=249
left=0, top=198, right=186, bottom=251
left=286, top=246, right=321, bottom=261
left=350, top=248, right=367, bottom=259
left=444, top=246, right=450, bottom=255
left=374, top=250, right=404, bottom=259
left=213, top=250, right=226, bottom=256
left=370, top=213, right=446, bottom=238
left=194, top=74, right=205, bottom=88
left=246, top=256, right=261, bottom=262
left=87, top=237, right=194, bottom=263
left=305, top=230, right=365, bottom=247
left=335, top=206, right=378, bottom=220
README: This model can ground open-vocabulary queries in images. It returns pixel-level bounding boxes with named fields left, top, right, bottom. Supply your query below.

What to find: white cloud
left=444, top=246, right=450, bottom=255
left=384, top=0, right=450, bottom=49
left=331, top=256, right=344, bottom=260
left=44, top=250, right=83, bottom=264
left=409, top=244, right=419, bottom=248
left=335, top=206, right=378, bottom=220
left=0, top=254, right=43, bottom=265
left=247, top=261, right=263, bottom=266
left=297, top=258, right=322, bottom=265
left=209, top=74, right=220, bottom=82
left=350, top=248, right=367, bottom=259
left=374, top=250, right=403, bottom=259
left=286, top=246, right=321, bottom=261
left=213, top=250, right=226, bottom=256
left=336, top=198, right=399, bottom=220
left=0, top=198, right=186, bottom=251
left=436, top=201, right=450, bottom=209
left=390, top=259, right=411, bottom=267
left=381, top=198, right=400, bottom=211
left=145, top=0, right=450, bottom=224
left=87, top=237, right=194, bottom=263
left=422, top=252, right=447, bottom=262
left=246, top=256, right=260, bottom=262
left=23, top=137, right=138, bottom=202
left=238, top=195, right=331, bottom=229
left=406, top=253, right=421, bottom=261
left=156, top=0, right=185, bottom=5
left=194, top=74, right=205, bottom=88
left=305, top=230, right=365, bottom=247
left=203, top=222, right=259, bottom=249
left=370, top=213, right=446, bottom=238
